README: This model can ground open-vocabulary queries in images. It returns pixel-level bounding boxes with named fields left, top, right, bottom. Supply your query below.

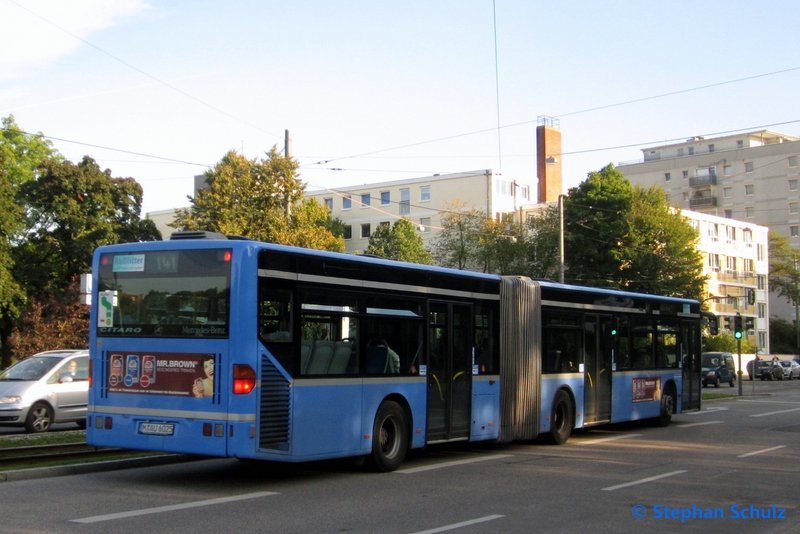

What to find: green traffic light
left=734, top=331, right=743, bottom=339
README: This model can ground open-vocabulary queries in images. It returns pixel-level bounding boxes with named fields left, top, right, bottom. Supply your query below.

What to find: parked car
left=760, top=361, right=785, bottom=381
left=778, top=360, right=800, bottom=380
left=0, top=350, right=89, bottom=432
left=702, top=352, right=736, bottom=388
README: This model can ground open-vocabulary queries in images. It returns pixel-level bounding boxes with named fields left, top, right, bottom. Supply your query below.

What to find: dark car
left=702, top=352, right=735, bottom=388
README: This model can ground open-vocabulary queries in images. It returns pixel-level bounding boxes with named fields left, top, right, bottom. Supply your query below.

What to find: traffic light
left=745, top=316, right=755, bottom=331
left=734, top=314, right=743, bottom=340
left=723, top=316, right=732, bottom=331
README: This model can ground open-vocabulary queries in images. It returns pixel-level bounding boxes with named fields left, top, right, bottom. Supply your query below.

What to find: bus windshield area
left=96, top=249, right=231, bottom=338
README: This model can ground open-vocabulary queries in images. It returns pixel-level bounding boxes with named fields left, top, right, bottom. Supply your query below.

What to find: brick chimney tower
left=537, top=116, right=562, bottom=203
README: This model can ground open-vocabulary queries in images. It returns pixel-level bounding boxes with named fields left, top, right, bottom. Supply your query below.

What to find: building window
left=361, top=193, right=371, bottom=208
left=758, top=243, right=765, bottom=261
left=708, top=254, right=720, bottom=272
left=380, top=191, right=390, bottom=205
left=725, top=255, right=737, bottom=273
left=737, top=140, right=744, bottom=149
left=758, top=275, right=766, bottom=290
left=379, top=221, right=390, bottom=227
left=419, top=217, right=431, bottom=233
left=324, top=198, right=333, bottom=211
left=743, top=228, right=753, bottom=246
left=745, top=184, right=754, bottom=196
left=520, top=185, right=530, bottom=200
left=759, top=331, right=767, bottom=349
left=790, top=156, right=798, bottom=168
left=726, top=226, right=736, bottom=243
left=791, top=180, right=799, bottom=191
left=724, top=209, right=733, bottom=218
left=343, top=225, right=352, bottom=240
left=724, top=165, right=732, bottom=176
left=792, top=226, right=800, bottom=237
left=688, top=147, right=695, bottom=155
left=758, top=303, right=766, bottom=319
left=420, top=186, right=431, bottom=202
left=682, top=192, right=689, bottom=201
left=361, top=223, right=371, bottom=238
left=342, top=196, right=352, bottom=210
left=709, top=144, right=715, bottom=153
left=745, top=162, right=754, bottom=173
left=744, top=259, right=755, bottom=276
left=708, top=223, right=718, bottom=241
left=399, top=188, right=410, bottom=215
left=745, top=207, right=755, bottom=218
left=723, top=187, right=733, bottom=198
left=678, top=148, right=685, bottom=156
left=664, top=172, right=671, bottom=182
left=791, top=202, right=799, bottom=215
left=682, top=170, right=689, bottom=179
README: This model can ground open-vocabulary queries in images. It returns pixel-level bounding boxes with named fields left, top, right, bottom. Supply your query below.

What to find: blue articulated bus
left=86, top=231, right=703, bottom=471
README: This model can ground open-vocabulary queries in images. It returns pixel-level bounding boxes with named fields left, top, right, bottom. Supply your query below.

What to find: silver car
left=779, top=360, right=800, bottom=380
left=0, top=350, right=89, bottom=432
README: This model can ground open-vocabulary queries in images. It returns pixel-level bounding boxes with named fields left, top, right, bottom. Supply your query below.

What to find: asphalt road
left=2, top=379, right=800, bottom=534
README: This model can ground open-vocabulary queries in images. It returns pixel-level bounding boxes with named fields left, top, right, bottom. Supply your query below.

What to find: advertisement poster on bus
left=107, top=351, right=215, bottom=398
left=632, top=377, right=662, bottom=403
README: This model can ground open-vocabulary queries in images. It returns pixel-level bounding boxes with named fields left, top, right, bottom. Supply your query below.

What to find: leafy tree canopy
left=174, top=148, right=344, bottom=251
left=367, top=218, right=432, bottom=264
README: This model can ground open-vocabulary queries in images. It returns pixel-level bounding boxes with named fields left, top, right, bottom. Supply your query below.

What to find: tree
left=564, top=163, right=705, bottom=299
left=14, top=156, right=160, bottom=301
left=768, top=232, right=800, bottom=308
left=769, top=316, right=797, bottom=355
left=174, top=148, right=344, bottom=251
left=0, top=115, right=61, bottom=366
left=703, top=332, right=757, bottom=354
left=622, top=185, right=706, bottom=300
left=367, top=219, right=432, bottom=264
left=7, top=278, right=89, bottom=362
left=432, top=201, right=486, bottom=271
left=517, top=204, right=560, bottom=280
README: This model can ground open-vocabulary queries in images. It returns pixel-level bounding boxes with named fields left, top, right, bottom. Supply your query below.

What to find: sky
left=2, top=0, right=800, bottom=217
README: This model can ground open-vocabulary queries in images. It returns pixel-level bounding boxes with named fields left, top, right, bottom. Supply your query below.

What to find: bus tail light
left=233, top=365, right=256, bottom=394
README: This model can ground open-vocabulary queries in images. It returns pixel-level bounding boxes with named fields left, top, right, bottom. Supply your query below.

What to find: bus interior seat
left=300, top=340, right=313, bottom=374
left=305, top=340, right=334, bottom=374
left=366, top=345, right=389, bottom=374
left=328, top=340, right=353, bottom=374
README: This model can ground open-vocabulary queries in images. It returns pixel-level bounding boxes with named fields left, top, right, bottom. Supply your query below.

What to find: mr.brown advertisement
left=632, top=377, right=662, bottom=403
left=108, top=351, right=215, bottom=398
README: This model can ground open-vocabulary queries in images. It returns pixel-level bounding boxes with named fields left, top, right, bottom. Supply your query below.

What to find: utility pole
left=284, top=129, right=292, bottom=218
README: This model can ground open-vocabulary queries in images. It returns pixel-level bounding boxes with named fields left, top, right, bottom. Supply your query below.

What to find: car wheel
left=25, top=402, right=53, bottom=433
left=729, top=377, right=735, bottom=387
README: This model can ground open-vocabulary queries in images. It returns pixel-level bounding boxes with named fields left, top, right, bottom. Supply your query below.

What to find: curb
left=0, top=454, right=198, bottom=483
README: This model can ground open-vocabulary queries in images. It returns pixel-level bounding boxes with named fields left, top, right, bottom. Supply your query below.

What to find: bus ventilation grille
left=259, top=356, right=290, bottom=451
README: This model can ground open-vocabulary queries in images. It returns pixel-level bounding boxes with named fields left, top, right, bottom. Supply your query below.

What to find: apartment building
left=305, top=170, right=533, bottom=254
left=619, top=129, right=800, bottom=322
left=681, top=210, right=769, bottom=351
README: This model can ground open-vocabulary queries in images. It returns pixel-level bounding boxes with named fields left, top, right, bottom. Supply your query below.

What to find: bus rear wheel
left=548, top=390, right=573, bottom=445
left=367, top=401, right=408, bottom=472
left=654, top=386, right=676, bottom=427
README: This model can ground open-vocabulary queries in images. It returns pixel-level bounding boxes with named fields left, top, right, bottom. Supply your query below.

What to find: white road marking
left=577, top=433, right=642, bottom=445
left=397, top=454, right=512, bottom=474
left=687, top=407, right=728, bottom=415
left=751, top=407, right=800, bottom=417
left=737, top=399, right=800, bottom=405
left=737, top=445, right=786, bottom=458
left=70, top=491, right=278, bottom=524
left=602, top=470, right=687, bottom=491
left=675, top=421, right=724, bottom=428
left=411, top=514, right=505, bottom=533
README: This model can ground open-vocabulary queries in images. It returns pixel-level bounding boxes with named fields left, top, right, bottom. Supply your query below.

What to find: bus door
left=584, top=314, right=613, bottom=424
left=427, top=302, right=472, bottom=442
left=681, top=320, right=701, bottom=411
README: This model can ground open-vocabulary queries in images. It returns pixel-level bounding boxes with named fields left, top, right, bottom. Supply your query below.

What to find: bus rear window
left=97, top=249, right=231, bottom=338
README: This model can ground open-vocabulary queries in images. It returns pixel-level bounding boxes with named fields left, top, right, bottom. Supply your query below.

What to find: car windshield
left=702, top=355, right=720, bottom=367
left=779, top=361, right=791, bottom=368
left=0, top=356, right=63, bottom=381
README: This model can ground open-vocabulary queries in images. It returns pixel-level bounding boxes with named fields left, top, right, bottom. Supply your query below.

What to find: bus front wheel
left=548, top=390, right=573, bottom=445
left=367, top=401, right=408, bottom=472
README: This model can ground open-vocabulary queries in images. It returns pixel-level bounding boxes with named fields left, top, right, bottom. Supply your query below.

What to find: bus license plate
left=139, top=423, right=175, bottom=436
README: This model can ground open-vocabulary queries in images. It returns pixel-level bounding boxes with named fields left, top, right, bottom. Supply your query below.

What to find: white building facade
left=305, top=170, right=533, bottom=254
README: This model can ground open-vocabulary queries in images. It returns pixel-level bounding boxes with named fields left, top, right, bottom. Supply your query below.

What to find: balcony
left=690, top=175, right=717, bottom=187
left=690, top=196, right=717, bottom=209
